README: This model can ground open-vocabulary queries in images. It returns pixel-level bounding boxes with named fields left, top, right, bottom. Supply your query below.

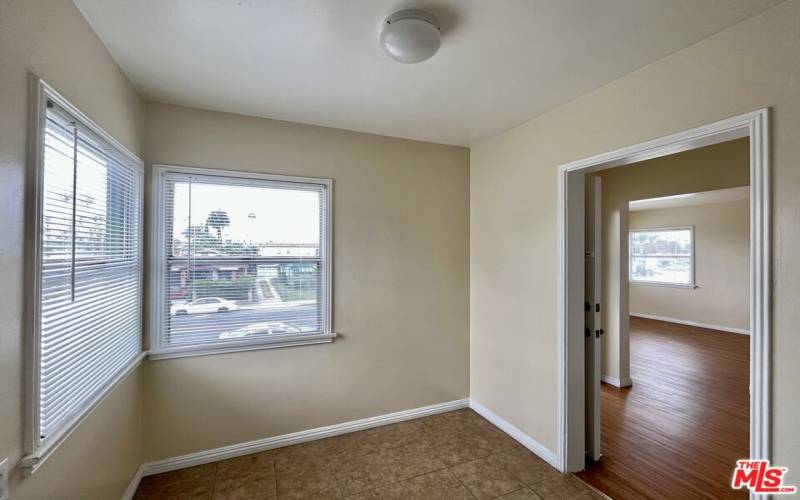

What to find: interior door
left=585, top=176, right=602, bottom=462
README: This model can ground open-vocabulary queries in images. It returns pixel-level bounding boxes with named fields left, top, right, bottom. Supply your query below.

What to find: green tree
left=206, top=210, right=231, bottom=240
left=181, top=224, right=219, bottom=253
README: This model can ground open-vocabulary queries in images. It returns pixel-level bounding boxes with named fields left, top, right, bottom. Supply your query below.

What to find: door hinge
left=585, top=327, right=591, bottom=338
left=595, top=303, right=600, bottom=313
left=595, top=328, right=604, bottom=338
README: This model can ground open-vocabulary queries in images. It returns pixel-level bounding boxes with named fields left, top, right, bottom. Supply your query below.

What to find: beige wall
left=595, top=139, right=749, bottom=381
left=630, top=199, right=750, bottom=332
left=142, top=102, right=470, bottom=460
left=13, top=374, right=143, bottom=500
left=470, top=0, right=800, bottom=480
left=0, top=0, right=146, bottom=498
left=4, top=0, right=800, bottom=495
left=2, top=0, right=469, bottom=484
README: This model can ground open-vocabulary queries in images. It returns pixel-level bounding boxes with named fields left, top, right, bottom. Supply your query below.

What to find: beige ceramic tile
left=213, top=478, right=277, bottom=500
left=273, top=443, right=335, bottom=476
left=216, top=452, right=275, bottom=480
left=449, top=456, right=524, bottom=500
left=496, top=488, right=544, bottom=499
left=428, top=433, right=496, bottom=467
left=401, top=469, right=476, bottom=500
left=343, top=481, right=409, bottom=500
left=379, top=439, right=448, bottom=481
left=325, top=430, right=381, bottom=459
left=488, top=447, right=562, bottom=485
left=134, top=410, right=549, bottom=500
left=135, top=464, right=217, bottom=499
left=369, top=419, right=430, bottom=449
left=530, top=475, right=604, bottom=500
left=213, top=452, right=276, bottom=499
left=334, top=451, right=397, bottom=497
left=276, top=458, right=340, bottom=500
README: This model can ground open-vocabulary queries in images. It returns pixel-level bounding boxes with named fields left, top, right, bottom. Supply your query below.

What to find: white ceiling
left=629, top=186, right=749, bottom=211
left=73, top=0, right=781, bottom=146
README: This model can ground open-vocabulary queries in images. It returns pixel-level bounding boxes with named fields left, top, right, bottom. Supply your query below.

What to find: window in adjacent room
left=629, top=227, right=694, bottom=287
left=150, top=165, right=333, bottom=358
left=24, top=81, right=144, bottom=469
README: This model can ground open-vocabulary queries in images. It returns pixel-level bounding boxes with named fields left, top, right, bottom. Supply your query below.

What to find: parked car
left=219, top=322, right=301, bottom=339
left=170, top=297, right=239, bottom=315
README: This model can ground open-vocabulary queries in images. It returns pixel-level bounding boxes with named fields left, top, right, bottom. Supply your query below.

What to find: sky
left=170, top=181, right=321, bottom=245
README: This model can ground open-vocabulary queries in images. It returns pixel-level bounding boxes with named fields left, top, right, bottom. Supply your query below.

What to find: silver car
left=219, top=321, right=302, bottom=339
left=170, top=297, right=239, bottom=315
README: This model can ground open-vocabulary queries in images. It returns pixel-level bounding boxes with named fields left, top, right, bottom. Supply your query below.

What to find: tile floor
left=134, top=409, right=605, bottom=499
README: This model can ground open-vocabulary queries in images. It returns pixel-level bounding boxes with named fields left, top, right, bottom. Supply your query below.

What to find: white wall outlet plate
left=0, top=457, right=8, bottom=500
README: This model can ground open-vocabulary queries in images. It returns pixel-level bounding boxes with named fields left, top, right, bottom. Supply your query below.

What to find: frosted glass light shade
left=380, top=10, right=441, bottom=64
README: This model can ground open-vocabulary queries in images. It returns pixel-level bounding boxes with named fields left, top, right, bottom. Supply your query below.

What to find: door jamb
left=556, top=109, right=770, bottom=474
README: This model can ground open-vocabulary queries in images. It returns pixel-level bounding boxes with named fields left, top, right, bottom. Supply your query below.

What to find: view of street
left=166, top=302, right=319, bottom=344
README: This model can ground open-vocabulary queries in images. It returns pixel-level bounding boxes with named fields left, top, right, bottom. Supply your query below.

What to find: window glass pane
left=170, top=181, right=320, bottom=258
left=161, top=175, right=326, bottom=348
left=630, top=256, right=692, bottom=285
left=630, top=228, right=693, bottom=285
left=631, top=229, right=691, bottom=256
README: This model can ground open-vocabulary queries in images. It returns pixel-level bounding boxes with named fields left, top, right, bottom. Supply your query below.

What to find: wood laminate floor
left=576, top=316, right=749, bottom=499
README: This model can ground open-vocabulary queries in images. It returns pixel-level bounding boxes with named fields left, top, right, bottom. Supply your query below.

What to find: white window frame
left=149, top=164, right=334, bottom=360
left=629, top=225, right=695, bottom=288
left=22, top=77, right=145, bottom=473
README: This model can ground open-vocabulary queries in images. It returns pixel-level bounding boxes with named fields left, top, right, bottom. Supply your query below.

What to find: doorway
left=555, top=110, right=770, bottom=493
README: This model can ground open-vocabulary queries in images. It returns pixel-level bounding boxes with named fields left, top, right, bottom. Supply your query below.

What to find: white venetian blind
left=159, top=172, right=327, bottom=348
left=38, top=101, right=142, bottom=440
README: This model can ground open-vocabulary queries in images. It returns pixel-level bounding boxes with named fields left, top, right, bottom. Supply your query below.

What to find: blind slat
left=37, top=100, right=142, bottom=440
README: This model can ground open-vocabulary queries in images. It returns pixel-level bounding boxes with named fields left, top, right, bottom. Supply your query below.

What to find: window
left=24, top=82, right=143, bottom=469
left=629, top=227, right=694, bottom=287
left=150, top=165, right=333, bottom=358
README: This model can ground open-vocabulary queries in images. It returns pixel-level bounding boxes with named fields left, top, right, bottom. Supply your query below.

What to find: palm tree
left=206, top=210, right=230, bottom=240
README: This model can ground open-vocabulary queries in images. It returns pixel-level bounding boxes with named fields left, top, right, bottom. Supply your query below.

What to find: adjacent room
left=575, top=140, right=752, bottom=499
left=2, top=1, right=799, bottom=499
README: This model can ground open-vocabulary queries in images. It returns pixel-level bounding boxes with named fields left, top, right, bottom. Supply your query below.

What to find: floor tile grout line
left=270, top=460, right=278, bottom=498
left=488, top=486, right=534, bottom=500
left=335, top=436, right=513, bottom=498
left=334, top=440, right=527, bottom=498
left=448, top=448, right=533, bottom=500
left=448, top=464, right=481, bottom=500
left=336, top=454, right=456, bottom=498
left=209, top=461, right=219, bottom=498
left=137, top=409, right=570, bottom=499
left=330, top=417, right=500, bottom=497
left=286, top=427, right=514, bottom=498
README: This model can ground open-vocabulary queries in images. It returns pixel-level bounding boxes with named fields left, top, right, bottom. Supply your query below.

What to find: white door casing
left=556, top=108, right=770, bottom=485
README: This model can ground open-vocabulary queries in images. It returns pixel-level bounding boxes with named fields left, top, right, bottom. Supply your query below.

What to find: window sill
left=148, top=332, right=337, bottom=360
left=20, top=351, right=145, bottom=475
left=630, top=280, right=696, bottom=289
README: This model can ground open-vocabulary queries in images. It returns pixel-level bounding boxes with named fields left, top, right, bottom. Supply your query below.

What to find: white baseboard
left=630, top=312, right=749, bottom=335
left=121, top=464, right=144, bottom=500
left=468, top=398, right=559, bottom=471
left=137, top=398, right=469, bottom=479
left=601, top=374, right=633, bottom=388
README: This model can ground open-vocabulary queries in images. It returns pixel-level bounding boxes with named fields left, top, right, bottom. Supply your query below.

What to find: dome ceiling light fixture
left=379, top=9, right=441, bottom=64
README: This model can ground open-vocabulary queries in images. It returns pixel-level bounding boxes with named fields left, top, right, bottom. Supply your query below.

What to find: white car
left=219, top=322, right=301, bottom=339
left=170, top=297, right=239, bottom=315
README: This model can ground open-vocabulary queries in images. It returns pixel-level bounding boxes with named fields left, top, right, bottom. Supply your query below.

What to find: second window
left=629, top=227, right=694, bottom=287
left=151, top=166, right=332, bottom=357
